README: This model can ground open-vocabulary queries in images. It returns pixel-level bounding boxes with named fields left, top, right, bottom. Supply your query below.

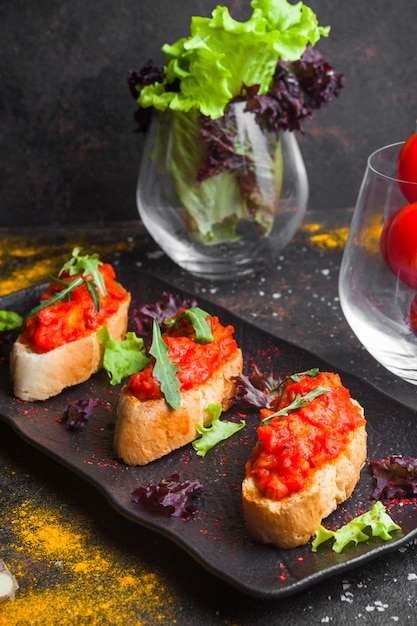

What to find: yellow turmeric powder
left=0, top=232, right=184, bottom=624
left=301, top=223, right=349, bottom=250
left=0, top=221, right=351, bottom=298
left=0, top=236, right=136, bottom=297
left=1, top=500, right=180, bottom=625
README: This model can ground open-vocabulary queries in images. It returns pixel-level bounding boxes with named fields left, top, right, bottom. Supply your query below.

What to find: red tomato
left=397, top=133, right=417, bottom=202
left=381, top=202, right=417, bottom=289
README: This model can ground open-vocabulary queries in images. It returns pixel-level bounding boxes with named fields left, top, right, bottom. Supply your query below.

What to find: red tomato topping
left=246, top=372, right=365, bottom=501
left=397, top=133, right=417, bottom=202
left=128, top=315, right=237, bottom=400
left=380, top=202, right=417, bottom=289
left=20, top=263, right=128, bottom=352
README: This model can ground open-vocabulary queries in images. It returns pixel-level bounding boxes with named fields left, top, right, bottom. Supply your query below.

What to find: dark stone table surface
left=1, top=209, right=416, bottom=624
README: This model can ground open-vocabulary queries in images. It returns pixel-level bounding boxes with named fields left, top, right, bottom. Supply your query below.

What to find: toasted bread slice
left=242, top=399, right=367, bottom=549
left=10, top=294, right=131, bottom=401
left=114, top=347, right=243, bottom=465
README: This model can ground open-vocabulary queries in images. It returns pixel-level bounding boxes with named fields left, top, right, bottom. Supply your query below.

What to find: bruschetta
left=114, top=307, right=243, bottom=465
left=242, top=370, right=367, bottom=549
left=10, top=248, right=131, bottom=401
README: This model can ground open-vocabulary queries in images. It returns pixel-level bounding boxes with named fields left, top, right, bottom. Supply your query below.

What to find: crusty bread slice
left=10, top=294, right=131, bottom=402
left=114, top=348, right=243, bottom=465
left=242, top=400, right=367, bottom=549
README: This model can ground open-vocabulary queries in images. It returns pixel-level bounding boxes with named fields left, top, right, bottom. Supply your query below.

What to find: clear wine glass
left=339, top=141, right=417, bottom=384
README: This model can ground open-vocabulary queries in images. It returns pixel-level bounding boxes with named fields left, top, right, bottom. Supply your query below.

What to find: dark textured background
left=1, top=0, right=416, bottom=228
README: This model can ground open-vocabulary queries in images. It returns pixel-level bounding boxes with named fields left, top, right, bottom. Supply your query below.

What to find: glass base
left=142, top=214, right=276, bottom=279
left=340, top=299, right=417, bottom=385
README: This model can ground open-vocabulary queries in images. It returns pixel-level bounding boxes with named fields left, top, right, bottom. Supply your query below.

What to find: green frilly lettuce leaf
left=192, top=403, right=245, bottom=456
left=156, top=105, right=283, bottom=244
left=99, top=328, right=149, bottom=385
left=166, top=108, right=247, bottom=244
left=134, top=1, right=335, bottom=247
left=138, top=0, right=329, bottom=119
left=0, top=310, right=23, bottom=331
left=311, top=501, right=401, bottom=553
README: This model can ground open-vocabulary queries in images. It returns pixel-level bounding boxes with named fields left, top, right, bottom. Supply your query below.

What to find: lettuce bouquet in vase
left=129, top=0, right=344, bottom=279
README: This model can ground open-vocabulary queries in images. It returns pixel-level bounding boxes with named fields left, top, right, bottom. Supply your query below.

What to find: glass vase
left=137, top=102, right=308, bottom=280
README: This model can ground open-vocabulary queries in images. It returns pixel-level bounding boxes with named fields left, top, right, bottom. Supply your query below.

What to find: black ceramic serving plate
left=1, top=265, right=417, bottom=599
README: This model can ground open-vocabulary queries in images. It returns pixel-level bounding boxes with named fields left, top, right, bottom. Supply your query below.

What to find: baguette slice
left=114, top=347, right=243, bottom=465
left=10, top=294, right=131, bottom=402
left=242, top=399, right=367, bottom=549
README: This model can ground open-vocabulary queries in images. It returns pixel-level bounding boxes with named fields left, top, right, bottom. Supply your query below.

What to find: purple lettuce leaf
left=61, top=398, right=100, bottom=430
left=131, top=471, right=204, bottom=518
left=131, top=291, right=197, bottom=337
left=193, top=45, right=344, bottom=186
left=127, top=45, right=343, bottom=236
left=233, top=365, right=282, bottom=411
left=128, top=61, right=164, bottom=96
left=128, top=44, right=343, bottom=138
left=371, top=456, right=417, bottom=500
left=128, top=62, right=166, bottom=132
left=245, top=45, right=344, bottom=134
left=196, top=110, right=252, bottom=184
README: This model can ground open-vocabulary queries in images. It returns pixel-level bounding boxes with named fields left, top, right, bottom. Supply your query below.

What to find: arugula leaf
left=0, top=310, right=23, bottom=331
left=167, top=306, right=213, bottom=343
left=27, top=248, right=108, bottom=318
left=290, top=368, right=320, bottom=382
left=85, top=280, right=100, bottom=312
left=192, top=403, right=245, bottom=457
left=149, top=319, right=181, bottom=410
left=311, top=501, right=401, bottom=553
left=98, top=328, right=149, bottom=385
left=60, top=247, right=107, bottom=296
left=28, top=276, right=84, bottom=317
left=181, top=307, right=213, bottom=343
left=266, top=367, right=321, bottom=395
left=262, top=386, right=330, bottom=424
